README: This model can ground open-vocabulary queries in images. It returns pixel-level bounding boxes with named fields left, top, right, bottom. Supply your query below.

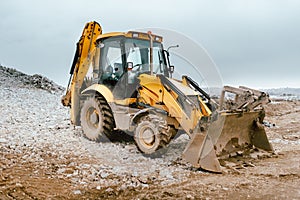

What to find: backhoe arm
left=61, top=21, right=102, bottom=125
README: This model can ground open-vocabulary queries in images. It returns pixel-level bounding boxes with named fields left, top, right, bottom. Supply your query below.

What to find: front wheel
left=134, top=114, right=172, bottom=154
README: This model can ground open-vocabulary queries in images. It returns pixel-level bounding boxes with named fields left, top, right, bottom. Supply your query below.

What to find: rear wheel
left=134, top=114, right=173, bottom=154
left=80, top=96, right=115, bottom=142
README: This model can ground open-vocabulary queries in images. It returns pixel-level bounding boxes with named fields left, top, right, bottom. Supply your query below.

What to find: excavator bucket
left=182, top=86, right=274, bottom=173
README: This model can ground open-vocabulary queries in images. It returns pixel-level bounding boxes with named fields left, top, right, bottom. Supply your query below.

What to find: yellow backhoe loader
left=62, top=21, right=273, bottom=173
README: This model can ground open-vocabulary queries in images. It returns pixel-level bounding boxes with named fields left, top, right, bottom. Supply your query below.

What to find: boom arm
left=138, top=74, right=212, bottom=136
left=62, top=21, right=102, bottom=125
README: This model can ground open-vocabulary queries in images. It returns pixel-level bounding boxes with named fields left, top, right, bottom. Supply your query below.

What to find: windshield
left=124, top=38, right=168, bottom=76
left=99, top=36, right=169, bottom=85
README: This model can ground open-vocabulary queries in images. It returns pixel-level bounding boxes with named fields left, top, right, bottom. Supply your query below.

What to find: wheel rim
left=86, top=107, right=100, bottom=129
left=139, top=126, right=155, bottom=147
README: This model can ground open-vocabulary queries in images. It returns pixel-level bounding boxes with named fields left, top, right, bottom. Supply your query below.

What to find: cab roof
left=96, top=31, right=163, bottom=43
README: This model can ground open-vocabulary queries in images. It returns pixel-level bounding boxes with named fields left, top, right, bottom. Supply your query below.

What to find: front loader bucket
left=182, top=111, right=273, bottom=173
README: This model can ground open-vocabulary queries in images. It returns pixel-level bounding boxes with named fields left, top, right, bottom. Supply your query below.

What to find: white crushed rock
left=0, top=65, right=192, bottom=189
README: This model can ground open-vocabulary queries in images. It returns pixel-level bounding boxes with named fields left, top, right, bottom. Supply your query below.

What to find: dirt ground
left=0, top=67, right=299, bottom=199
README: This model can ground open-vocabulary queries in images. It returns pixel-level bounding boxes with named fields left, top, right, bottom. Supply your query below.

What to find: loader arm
left=158, top=75, right=211, bottom=135
left=61, top=21, right=102, bottom=125
left=138, top=74, right=212, bottom=136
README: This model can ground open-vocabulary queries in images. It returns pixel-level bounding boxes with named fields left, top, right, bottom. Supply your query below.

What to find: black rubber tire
left=80, top=96, right=115, bottom=142
left=134, top=114, right=173, bottom=154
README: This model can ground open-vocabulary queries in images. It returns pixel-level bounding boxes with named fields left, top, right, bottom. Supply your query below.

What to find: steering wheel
left=132, top=63, right=143, bottom=71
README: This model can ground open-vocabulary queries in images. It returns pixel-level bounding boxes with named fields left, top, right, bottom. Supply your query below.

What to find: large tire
left=134, top=114, right=173, bottom=154
left=80, top=96, right=115, bottom=142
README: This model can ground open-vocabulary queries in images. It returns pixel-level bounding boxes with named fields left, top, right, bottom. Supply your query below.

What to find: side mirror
left=164, top=50, right=170, bottom=56
left=169, top=65, right=174, bottom=73
left=127, top=62, right=133, bottom=71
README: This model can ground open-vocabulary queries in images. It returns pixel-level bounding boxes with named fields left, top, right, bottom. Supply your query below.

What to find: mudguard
left=81, top=84, right=114, bottom=103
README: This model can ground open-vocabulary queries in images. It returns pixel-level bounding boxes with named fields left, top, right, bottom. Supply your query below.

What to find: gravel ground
left=0, top=65, right=299, bottom=199
left=0, top=66, right=195, bottom=198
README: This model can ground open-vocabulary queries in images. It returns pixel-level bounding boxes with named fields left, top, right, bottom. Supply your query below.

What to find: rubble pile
left=0, top=65, right=64, bottom=93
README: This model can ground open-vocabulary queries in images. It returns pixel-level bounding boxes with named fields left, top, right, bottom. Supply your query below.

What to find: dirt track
left=0, top=67, right=300, bottom=199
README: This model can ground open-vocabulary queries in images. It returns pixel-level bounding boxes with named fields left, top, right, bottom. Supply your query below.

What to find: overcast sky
left=0, top=0, right=299, bottom=89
